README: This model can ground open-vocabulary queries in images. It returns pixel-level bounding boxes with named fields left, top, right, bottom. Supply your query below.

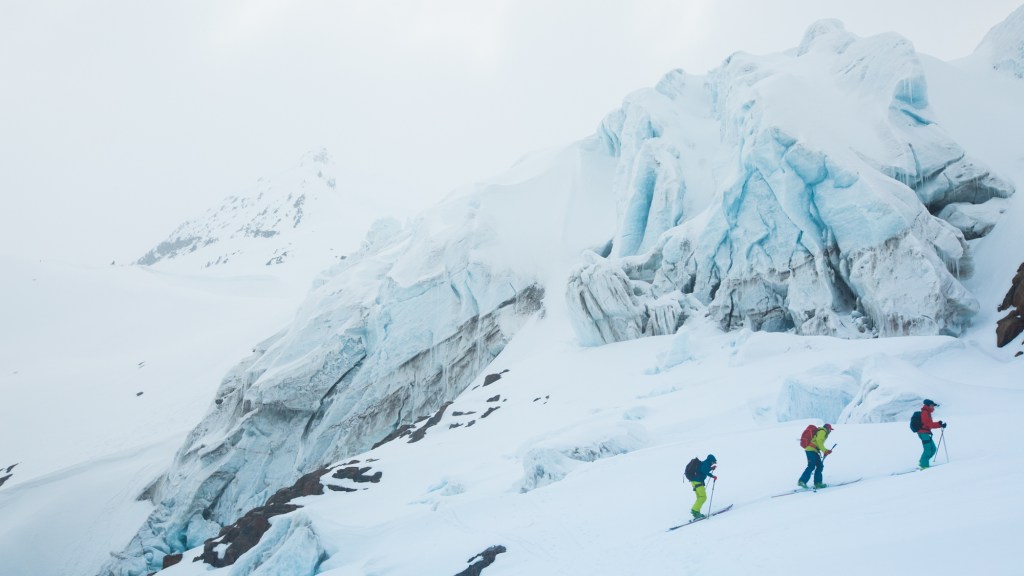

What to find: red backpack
left=799, top=425, right=819, bottom=448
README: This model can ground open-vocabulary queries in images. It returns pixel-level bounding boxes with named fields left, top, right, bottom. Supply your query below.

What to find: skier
left=798, top=423, right=833, bottom=489
left=914, top=399, right=947, bottom=469
left=684, top=454, right=718, bottom=520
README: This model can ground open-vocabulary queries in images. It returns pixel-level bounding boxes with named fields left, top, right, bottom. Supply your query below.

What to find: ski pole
left=933, top=429, right=948, bottom=464
left=822, top=443, right=837, bottom=461
left=706, top=477, right=716, bottom=516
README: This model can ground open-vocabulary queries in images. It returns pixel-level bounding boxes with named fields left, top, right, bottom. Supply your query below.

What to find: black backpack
left=684, top=457, right=701, bottom=481
left=910, top=411, right=922, bottom=433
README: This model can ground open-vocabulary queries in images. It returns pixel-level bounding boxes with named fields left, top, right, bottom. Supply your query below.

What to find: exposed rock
left=482, top=369, right=509, bottom=386
left=372, top=424, right=416, bottom=450
left=197, top=466, right=329, bottom=568
left=0, top=463, right=17, bottom=488
left=453, top=545, right=507, bottom=576
left=409, top=402, right=453, bottom=443
left=160, top=554, right=182, bottom=569
left=331, top=466, right=382, bottom=484
left=996, top=262, right=1024, bottom=347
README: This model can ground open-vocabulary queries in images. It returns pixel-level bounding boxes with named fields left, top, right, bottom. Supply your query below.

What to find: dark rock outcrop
left=160, top=554, right=182, bottom=569
left=482, top=369, right=509, bottom=386
left=453, top=545, right=507, bottom=576
left=996, top=262, right=1024, bottom=347
left=196, top=466, right=330, bottom=568
left=0, top=463, right=17, bottom=488
left=331, top=466, right=382, bottom=484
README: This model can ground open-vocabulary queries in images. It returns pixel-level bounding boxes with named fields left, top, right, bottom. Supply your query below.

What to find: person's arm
left=702, top=460, right=717, bottom=480
left=921, top=410, right=943, bottom=431
left=815, top=430, right=831, bottom=455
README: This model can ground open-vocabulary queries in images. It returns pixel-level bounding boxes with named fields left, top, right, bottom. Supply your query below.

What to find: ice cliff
left=102, top=144, right=616, bottom=576
left=568, top=21, right=1014, bottom=345
left=105, top=19, right=1019, bottom=576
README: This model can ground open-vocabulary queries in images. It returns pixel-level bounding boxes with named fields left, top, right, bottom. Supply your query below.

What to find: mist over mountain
left=2, top=9, right=1023, bottom=576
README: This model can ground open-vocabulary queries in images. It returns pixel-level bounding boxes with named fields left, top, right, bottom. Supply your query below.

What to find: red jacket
left=920, top=405, right=942, bottom=434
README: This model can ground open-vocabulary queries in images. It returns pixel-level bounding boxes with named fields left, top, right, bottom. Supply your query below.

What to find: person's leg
left=799, top=451, right=816, bottom=485
left=813, top=452, right=824, bottom=486
left=919, top=433, right=936, bottom=468
left=691, top=482, right=707, bottom=516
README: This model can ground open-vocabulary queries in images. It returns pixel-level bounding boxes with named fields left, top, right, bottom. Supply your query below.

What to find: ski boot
left=797, top=481, right=808, bottom=489
left=691, top=510, right=706, bottom=520
left=813, top=482, right=828, bottom=489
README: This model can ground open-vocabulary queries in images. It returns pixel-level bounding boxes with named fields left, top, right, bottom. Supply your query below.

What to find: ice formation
left=568, top=22, right=1014, bottom=344
left=104, top=144, right=615, bottom=575
left=104, top=19, right=1021, bottom=576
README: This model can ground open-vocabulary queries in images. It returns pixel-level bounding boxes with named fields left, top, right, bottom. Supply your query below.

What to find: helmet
left=923, top=399, right=939, bottom=407
left=823, top=423, right=834, bottom=432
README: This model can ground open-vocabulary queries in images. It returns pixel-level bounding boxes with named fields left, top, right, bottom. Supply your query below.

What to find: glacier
left=102, top=144, right=617, bottom=575
left=568, top=21, right=1014, bottom=344
left=102, top=19, right=1021, bottom=576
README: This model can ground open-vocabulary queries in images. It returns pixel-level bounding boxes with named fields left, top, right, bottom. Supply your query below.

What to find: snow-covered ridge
left=135, top=149, right=379, bottom=276
left=102, top=18, right=1024, bottom=576
left=102, top=143, right=617, bottom=576
left=974, top=4, right=1024, bottom=79
left=568, top=20, right=1014, bottom=345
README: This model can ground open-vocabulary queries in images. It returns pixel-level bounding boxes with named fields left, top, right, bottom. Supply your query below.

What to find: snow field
left=0, top=254, right=310, bottom=576
left=159, top=311, right=1022, bottom=576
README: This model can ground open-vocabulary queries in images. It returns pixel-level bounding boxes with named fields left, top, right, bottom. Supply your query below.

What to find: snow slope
left=153, top=301, right=1023, bottom=576
left=3, top=11, right=1023, bottom=576
left=0, top=254, right=302, bottom=576
left=0, top=150, right=395, bottom=576
left=101, top=141, right=619, bottom=576
left=101, top=17, right=1024, bottom=576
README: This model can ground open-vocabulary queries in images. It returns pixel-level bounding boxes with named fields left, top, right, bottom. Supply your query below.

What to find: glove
left=710, top=464, right=717, bottom=470
left=710, top=475, right=718, bottom=481
left=940, top=421, right=947, bottom=429
left=824, top=450, right=832, bottom=456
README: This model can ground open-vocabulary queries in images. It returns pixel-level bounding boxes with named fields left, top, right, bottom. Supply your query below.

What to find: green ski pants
left=691, top=481, right=706, bottom=513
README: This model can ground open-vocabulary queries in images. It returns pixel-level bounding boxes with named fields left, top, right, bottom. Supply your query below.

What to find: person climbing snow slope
left=798, top=423, right=833, bottom=489
left=684, top=454, right=718, bottom=520
left=912, top=399, right=947, bottom=469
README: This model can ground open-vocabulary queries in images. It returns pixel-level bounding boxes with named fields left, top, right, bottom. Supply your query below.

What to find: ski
left=770, top=478, right=862, bottom=498
left=667, top=505, right=734, bottom=531
left=893, top=464, right=942, bottom=476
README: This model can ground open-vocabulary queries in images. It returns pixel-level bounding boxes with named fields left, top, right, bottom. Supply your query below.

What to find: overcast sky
left=1, top=0, right=1020, bottom=264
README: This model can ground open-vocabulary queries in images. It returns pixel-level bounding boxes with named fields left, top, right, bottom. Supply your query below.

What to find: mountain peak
left=134, top=150, right=380, bottom=275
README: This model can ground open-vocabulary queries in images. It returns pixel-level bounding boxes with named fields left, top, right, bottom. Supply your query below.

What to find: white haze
left=1, top=0, right=1021, bottom=264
